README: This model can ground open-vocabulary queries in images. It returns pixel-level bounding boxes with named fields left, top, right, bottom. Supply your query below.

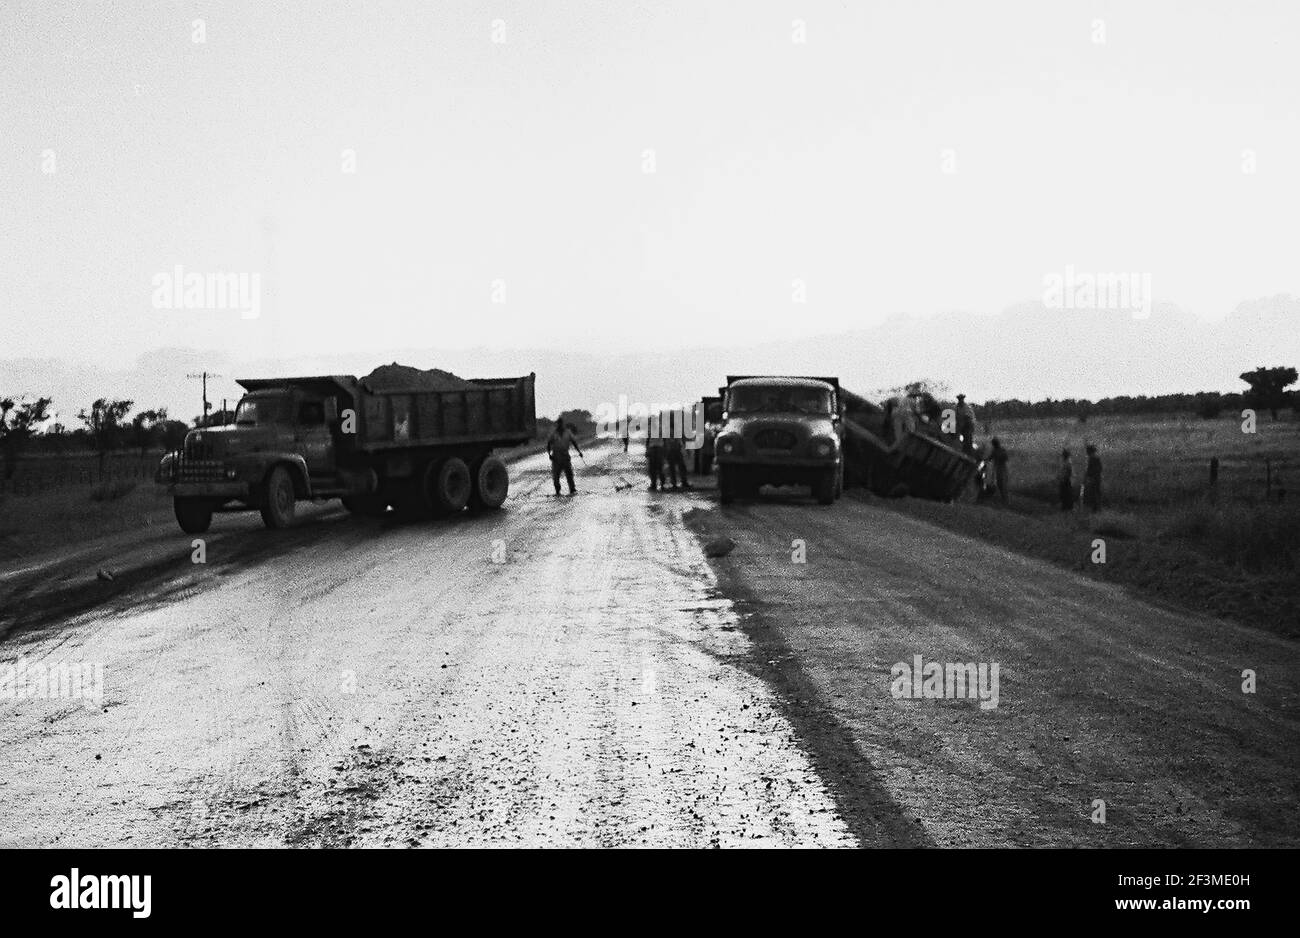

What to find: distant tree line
left=980, top=366, right=1298, bottom=422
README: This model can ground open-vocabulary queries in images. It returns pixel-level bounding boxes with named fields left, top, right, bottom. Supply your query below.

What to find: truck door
left=295, top=397, right=333, bottom=476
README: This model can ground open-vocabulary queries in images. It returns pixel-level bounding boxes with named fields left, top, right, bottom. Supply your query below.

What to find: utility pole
left=186, top=372, right=222, bottom=427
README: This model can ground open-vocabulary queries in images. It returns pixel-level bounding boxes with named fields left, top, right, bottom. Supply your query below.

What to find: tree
left=557, top=408, right=596, bottom=437
left=1239, top=366, right=1298, bottom=420
left=0, top=396, right=53, bottom=480
left=78, top=398, right=134, bottom=479
left=159, top=419, right=191, bottom=450
left=1195, top=392, right=1224, bottom=419
left=129, top=408, right=169, bottom=457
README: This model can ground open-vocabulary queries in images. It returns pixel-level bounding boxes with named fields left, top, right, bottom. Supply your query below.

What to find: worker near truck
left=955, top=394, right=977, bottom=454
left=990, top=437, right=1010, bottom=504
left=646, top=431, right=667, bottom=491
left=546, top=420, right=583, bottom=496
left=664, top=436, right=691, bottom=491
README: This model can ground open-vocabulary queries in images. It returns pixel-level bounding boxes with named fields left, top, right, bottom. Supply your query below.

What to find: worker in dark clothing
left=664, top=436, right=691, bottom=491
left=546, top=420, right=582, bottom=496
left=646, top=431, right=667, bottom=491
left=990, top=437, right=1010, bottom=504
left=955, top=393, right=977, bottom=455
left=1057, top=448, right=1075, bottom=511
left=1083, top=444, right=1102, bottom=511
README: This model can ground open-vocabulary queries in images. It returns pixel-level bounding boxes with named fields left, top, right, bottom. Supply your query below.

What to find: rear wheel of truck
left=718, top=466, right=736, bottom=504
left=471, top=455, right=509, bottom=510
left=174, top=497, right=213, bottom=534
left=259, top=465, right=297, bottom=528
left=813, top=467, right=836, bottom=505
left=428, top=457, right=472, bottom=514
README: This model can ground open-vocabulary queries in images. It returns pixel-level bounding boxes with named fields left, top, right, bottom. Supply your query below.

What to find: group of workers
left=545, top=418, right=694, bottom=496
left=887, top=391, right=1105, bottom=511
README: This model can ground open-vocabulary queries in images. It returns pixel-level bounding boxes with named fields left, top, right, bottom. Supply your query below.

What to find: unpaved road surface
left=2, top=441, right=1296, bottom=847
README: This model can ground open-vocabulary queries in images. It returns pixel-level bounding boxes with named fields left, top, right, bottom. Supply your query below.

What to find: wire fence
left=0, top=460, right=155, bottom=496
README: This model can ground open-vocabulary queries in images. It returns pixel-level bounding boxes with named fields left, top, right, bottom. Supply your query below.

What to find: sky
left=2, top=0, right=1298, bottom=416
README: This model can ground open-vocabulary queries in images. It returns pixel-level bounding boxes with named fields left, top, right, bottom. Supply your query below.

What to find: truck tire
left=342, top=494, right=387, bottom=518
left=718, top=466, right=736, bottom=505
left=429, top=457, right=472, bottom=514
left=260, top=465, right=297, bottom=529
left=472, top=455, right=509, bottom=510
left=174, top=497, right=213, bottom=534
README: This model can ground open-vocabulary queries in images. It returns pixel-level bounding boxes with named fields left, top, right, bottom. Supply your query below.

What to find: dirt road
left=2, top=441, right=1296, bottom=847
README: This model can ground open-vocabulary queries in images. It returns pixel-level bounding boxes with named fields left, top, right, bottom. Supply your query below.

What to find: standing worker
left=546, top=419, right=583, bottom=496
left=1057, top=448, right=1075, bottom=511
left=955, top=393, right=977, bottom=454
left=664, top=435, right=691, bottom=491
left=645, top=419, right=667, bottom=491
left=990, top=437, right=1010, bottom=504
left=1083, top=443, right=1103, bottom=511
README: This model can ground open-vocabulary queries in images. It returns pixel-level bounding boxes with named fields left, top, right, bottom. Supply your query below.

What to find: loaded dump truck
left=156, top=368, right=536, bottom=533
left=714, top=375, right=844, bottom=505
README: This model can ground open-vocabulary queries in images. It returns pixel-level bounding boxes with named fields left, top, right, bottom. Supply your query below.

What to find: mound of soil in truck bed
left=362, top=363, right=476, bottom=391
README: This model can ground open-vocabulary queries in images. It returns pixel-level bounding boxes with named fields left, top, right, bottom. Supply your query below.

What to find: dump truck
left=156, top=372, right=536, bottom=533
left=713, top=375, right=844, bottom=505
left=839, top=389, right=978, bottom=501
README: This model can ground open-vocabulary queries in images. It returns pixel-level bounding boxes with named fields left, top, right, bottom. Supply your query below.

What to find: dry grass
left=989, top=412, right=1300, bottom=571
left=0, top=483, right=172, bottom=562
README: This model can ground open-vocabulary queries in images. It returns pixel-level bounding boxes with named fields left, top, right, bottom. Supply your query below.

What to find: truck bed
left=354, top=374, right=537, bottom=451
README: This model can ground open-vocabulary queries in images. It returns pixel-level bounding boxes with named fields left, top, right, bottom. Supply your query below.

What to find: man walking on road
left=546, top=419, right=583, bottom=496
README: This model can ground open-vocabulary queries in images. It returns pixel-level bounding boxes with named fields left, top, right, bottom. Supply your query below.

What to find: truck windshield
left=729, top=386, right=832, bottom=415
left=234, top=396, right=288, bottom=426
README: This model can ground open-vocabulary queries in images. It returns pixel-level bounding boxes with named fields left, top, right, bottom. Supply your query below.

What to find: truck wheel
left=472, top=455, right=509, bottom=510
left=718, top=466, right=736, bottom=505
left=814, top=468, right=836, bottom=505
left=174, top=497, right=213, bottom=534
left=260, top=465, right=297, bottom=528
left=429, top=457, right=472, bottom=514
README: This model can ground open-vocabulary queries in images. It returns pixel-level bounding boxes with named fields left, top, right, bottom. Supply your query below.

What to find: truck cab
left=713, top=376, right=843, bottom=505
left=157, top=382, right=350, bottom=533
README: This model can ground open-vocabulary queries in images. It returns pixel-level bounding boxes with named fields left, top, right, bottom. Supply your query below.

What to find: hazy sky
left=3, top=1, right=1298, bottom=402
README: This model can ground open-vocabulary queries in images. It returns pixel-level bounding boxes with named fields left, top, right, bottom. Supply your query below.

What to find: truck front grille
left=174, top=456, right=226, bottom=483
left=752, top=429, right=798, bottom=450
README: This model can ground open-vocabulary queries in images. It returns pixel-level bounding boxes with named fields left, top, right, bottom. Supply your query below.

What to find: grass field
left=892, top=411, right=1300, bottom=635
left=989, top=412, right=1299, bottom=572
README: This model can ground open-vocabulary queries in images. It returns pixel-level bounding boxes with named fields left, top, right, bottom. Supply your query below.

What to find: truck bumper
left=164, top=482, right=252, bottom=499
left=716, top=456, right=837, bottom=470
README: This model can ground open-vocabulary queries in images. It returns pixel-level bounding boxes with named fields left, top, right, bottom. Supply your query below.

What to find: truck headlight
left=225, top=468, right=238, bottom=479
left=813, top=440, right=834, bottom=457
left=718, top=437, right=738, bottom=454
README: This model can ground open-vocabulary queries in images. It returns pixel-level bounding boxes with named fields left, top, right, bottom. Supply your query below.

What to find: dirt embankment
left=879, top=494, right=1300, bottom=639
